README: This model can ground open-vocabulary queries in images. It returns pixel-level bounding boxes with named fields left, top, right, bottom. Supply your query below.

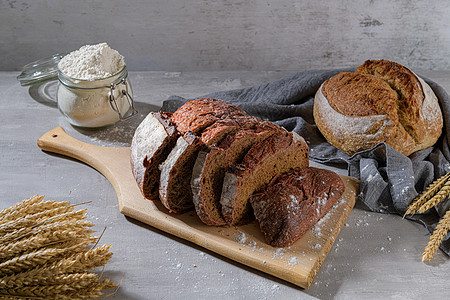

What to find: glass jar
left=57, top=65, right=135, bottom=127
left=17, top=54, right=137, bottom=128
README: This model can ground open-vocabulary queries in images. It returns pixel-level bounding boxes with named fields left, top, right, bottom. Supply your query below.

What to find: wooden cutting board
left=37, top=127, right=359, bottom=289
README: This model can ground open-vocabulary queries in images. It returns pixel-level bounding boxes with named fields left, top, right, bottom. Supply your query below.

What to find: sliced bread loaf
left=158, top=98, right=261, bottom=214
left=249, top=167, right=345, bottom=247
left=191, top=121, right=282, bottom=225
left=158, top=117, right=257, bottom=213
left=130, top=112, right=178, bottom=201
left=220, top=131, right=309, bottom=225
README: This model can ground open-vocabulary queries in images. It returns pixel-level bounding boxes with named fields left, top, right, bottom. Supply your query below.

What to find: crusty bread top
left=171, top=98, right=252, bottom=134
left=355, top=59, right=424, bottom=117
left=249, top=167, right=344, bottom=247
left=322, top=72, right=399, bottom=122
left=355, top=59, right=425, bottom=140
left=240, top=130, right=293, bottom=170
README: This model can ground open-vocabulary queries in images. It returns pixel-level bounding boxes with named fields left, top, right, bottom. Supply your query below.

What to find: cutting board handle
left=36, top=127, right=129, bottom=183
left=37, top=127, right=100, bottom=164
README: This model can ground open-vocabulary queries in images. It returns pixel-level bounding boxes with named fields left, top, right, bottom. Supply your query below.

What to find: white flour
left=56, top=43, right=131, bottom=128
left=58, top=43, right=125, bottom=80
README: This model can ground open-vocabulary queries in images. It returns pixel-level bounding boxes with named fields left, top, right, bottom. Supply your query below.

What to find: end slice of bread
left=130, top=112, right=178, bottom=201
left=250, top=167, right=345, bottom=247
left=220, top=131, right=309, bottom=225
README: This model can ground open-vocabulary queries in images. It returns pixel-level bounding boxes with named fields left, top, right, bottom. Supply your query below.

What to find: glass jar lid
left=17, top=53, right=66, bottom=86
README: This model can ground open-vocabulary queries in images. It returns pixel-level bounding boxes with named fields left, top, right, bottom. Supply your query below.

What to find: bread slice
left=250, top=167, right=345, bottom=247
left=158, top=119, right=253, bottom=213
left=191, top=121, right=282, bottom=225
left=159, top=132, right=202, bottom=213
left=130, top=112, right=178, bottom=201
left=220, top=131, right=309, bottom=225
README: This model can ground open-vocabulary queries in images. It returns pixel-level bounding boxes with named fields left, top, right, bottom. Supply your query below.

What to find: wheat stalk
left=0, top=195, right=44, bottom=222
left=417, top=183, right=450, bottom=214
left=404, top=172, right=450, bottom=217
left=0, top=233, right=96, bottom=261
left=0, top=200, right=70, bottom=224
left=0, top=208, right=85, bottom=237
left=0, top=196, right=116, bottom=299
left=0, top=241, right=90, bottom=277
left=422, top=209, right=450, bottom=261
left=0, top=219, right=93, bottom=245
left=0, top=272, right=100, bottom=291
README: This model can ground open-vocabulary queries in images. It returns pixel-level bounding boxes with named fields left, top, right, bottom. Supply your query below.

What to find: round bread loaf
left=313, top=59, right=443, bottom=156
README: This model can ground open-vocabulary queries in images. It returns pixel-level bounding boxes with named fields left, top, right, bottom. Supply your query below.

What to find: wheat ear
left=0, top=195, right=45, bottom=222
left=0, top=233, right=95, bottom=261
left=417, top=182, right=450, bottom=214
left=0, top=244, right=112, bottom=288
left=0, top=241, right=89, bottom=277
left=0, top=272, right=99, bottom=290
left=0, top=279, right=105, bottom=298
left=0, top=219, right=93, bottom=245
left=56, top=279, right=117, bottom=300
left=0, top=200, right=70, bottom=224
left=422, top=209, right=450, bottom=261
left=404, top=172, right=450, bottom=217
left=0, top=207, right=84, bottom=236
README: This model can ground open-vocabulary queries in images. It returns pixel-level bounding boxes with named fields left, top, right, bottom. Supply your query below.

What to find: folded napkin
left=161, top=68, right=450, bottom=255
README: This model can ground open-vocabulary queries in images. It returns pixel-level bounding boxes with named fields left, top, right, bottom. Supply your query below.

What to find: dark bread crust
left=250, top=167, right=345, bottom=247
left=171, top=98, right=253, bottom=134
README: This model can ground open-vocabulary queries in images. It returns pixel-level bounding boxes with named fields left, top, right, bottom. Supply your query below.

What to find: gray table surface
left=1, top=70, right=449, bottom=300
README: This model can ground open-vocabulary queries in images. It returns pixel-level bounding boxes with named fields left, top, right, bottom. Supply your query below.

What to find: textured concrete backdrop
left=2, top=0, right=450, bottom=71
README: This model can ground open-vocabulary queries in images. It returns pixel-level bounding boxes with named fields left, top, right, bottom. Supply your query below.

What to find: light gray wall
left=2, top=0, right=450, bottom=72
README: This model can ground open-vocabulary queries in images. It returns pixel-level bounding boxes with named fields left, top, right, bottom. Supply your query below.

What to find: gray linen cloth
left=161, top=68, right=450, bottom=255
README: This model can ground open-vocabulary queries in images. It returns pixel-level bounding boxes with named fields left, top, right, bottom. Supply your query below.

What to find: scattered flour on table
left=235, top=231, right=248, bottom=244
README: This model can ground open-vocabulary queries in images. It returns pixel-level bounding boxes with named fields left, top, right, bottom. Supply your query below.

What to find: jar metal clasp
left=108, top=77, right=138, bottom=120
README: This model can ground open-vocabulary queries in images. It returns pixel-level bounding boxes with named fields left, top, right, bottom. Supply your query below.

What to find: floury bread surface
left=313, top=59, right=443, bottom=156
left=250, top=167, right=345, bottom=247
left=130, top=112, right=178, bottom=201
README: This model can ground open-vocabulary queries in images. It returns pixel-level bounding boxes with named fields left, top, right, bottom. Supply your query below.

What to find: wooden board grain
left=37, top=126, right=359, bottom=289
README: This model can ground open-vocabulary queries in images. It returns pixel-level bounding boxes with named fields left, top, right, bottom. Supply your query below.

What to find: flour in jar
left=56, top=43, right=132, bottom=128
left=58, top=43, right=125, bottom=80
